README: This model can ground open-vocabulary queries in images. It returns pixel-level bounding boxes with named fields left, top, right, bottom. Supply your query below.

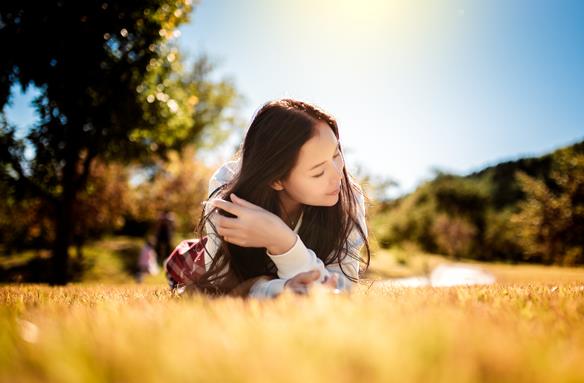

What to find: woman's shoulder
left=347, top=178, right=368, bottom=244
left=349, top=179, right=366, bottom=213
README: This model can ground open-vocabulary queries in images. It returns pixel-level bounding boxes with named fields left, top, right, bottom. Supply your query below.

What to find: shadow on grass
left=0, top=255, right=54, bottom=283
left=0, top=238, right=144, bottom=283
left=116, top=246, right=142, bottom=276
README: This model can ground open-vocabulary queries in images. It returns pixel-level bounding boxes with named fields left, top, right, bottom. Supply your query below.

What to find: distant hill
left=374, top=139, right=584, bottom=265
left=465, top=140, right=584, bottom=210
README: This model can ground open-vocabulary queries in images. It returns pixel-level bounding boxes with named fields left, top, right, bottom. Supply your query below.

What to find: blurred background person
left=154, top=210, right=176, bottom=265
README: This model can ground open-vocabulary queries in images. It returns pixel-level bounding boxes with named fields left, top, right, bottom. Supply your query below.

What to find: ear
left=270, top=179, right=285, bottom=191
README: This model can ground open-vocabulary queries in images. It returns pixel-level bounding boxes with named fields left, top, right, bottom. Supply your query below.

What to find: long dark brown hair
left=192, top=98, right=370, bottom=295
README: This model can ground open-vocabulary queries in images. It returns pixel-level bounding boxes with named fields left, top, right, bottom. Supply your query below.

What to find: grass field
left=1, top=241, right=584, bottom=383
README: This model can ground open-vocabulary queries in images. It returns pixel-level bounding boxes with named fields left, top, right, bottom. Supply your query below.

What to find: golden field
left=1, top=252, right=584, bottom=383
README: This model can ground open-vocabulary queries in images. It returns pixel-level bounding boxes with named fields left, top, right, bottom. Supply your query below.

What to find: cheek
left=304, top=179, right=331, bottom=201
left=289, top=178, right=325, bottom=202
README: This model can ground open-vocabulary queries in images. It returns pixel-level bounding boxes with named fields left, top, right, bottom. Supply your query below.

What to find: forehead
left=296, top=122, right=338, bottom=171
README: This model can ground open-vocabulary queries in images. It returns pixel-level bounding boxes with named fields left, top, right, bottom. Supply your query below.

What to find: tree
left=128, top=145, right=215, bottom=236
left=0, top=1, right=240, bottom=283
left=511, top=150, right=584, bottom=265
left=375, top=174, right=489, bottom=257
left=431, top=213, right=477, bottom=259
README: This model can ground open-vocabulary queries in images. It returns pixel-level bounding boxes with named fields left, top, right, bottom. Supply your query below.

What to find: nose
left=330, top=159, right=343, bottom=183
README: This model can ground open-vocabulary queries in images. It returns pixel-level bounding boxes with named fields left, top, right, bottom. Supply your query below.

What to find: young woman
left=181, top=98, right=370, bottom=298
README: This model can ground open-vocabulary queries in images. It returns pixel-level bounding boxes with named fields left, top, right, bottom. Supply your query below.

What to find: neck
left=278, top=190, right=302, bottom=227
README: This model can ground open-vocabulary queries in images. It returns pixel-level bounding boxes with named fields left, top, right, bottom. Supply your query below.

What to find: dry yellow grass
left=1, top=269, right=583, bottom=383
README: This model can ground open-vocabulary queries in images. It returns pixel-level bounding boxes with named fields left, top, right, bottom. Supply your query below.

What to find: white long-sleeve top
left=203, top=157, right=368, bottom=299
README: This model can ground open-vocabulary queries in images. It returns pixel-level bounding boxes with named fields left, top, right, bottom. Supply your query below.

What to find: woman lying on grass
left=172, top=98, right=370, bottom=298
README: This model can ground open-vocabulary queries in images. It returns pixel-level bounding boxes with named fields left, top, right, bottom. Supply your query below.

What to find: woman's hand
left=283, top=270, right=339, bottom=295
left=210, top=193, right=296, bottom=253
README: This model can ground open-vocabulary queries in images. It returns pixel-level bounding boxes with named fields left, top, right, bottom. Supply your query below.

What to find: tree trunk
left=51, top=194, right=75, bottom=285
left=50, top=154, right=80, bottom=285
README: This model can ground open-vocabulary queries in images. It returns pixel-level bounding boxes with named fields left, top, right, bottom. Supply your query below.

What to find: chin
left=305, top=194, right=339, bottom=207
left=323, top=194, right=340, bottom=206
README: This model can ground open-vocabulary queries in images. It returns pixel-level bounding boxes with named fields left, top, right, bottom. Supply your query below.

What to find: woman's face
left=273, top=121, right=345, bottom=207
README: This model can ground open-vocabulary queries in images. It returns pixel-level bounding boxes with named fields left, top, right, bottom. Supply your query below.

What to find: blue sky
left=5, top=0, right=584, bottom=197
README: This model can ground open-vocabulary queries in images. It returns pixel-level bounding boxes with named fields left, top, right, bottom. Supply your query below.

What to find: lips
left=326, top=186, right=341, bottom=195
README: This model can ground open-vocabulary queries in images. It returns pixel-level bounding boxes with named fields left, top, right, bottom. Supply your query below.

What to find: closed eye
left=312, top=152, right=341, bottom=178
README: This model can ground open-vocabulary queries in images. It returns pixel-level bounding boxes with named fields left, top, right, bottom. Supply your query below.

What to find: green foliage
left=482, top=208, right=522, bottom=261
left=0, top=1, right=241, bottom=282
left=1, top=147, right=219, bottom=250
left=75, top=161, right=134, bottom=238
left=376, top=176, right=488, bottom=258
left=431, top=213, right=477, bottom=259
left=511, top=148, right=584, bottom=265
left=127, top=145, right=215, bottom=236
left=375, top=140, right=584, bottom=265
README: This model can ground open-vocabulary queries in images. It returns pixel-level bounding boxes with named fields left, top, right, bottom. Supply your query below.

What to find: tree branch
left=74, top=145, right=98, bottom=191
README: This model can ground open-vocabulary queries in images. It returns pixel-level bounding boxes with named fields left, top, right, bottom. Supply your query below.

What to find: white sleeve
left=247, top=278, right=288, bottom=299
left=249, top=185, right=367, bottom=298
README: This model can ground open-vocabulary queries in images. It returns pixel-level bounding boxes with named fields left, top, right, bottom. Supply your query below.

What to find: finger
left=217, top=227, right=240, bottom=238
left=322, top=278, right=334, bottom=288
left=292, top=285, right=308, bottom=295
left=294, top=270, right=321, bottom=284
left=322, top=273, right=338, bottom=288
left=215, top=215, right=239, bottom=229
left=219, top=230, right=252, bottom=248
left=230, top=193, right=260, bottom=209
left=285, top=281, right=309, bottom=295
left=211, top=198, right=242, bottom=217
left=222, top=234, right=244, bottom=246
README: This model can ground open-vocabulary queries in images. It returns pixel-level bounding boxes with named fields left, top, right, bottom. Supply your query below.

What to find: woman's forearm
left=265, top=225, right=297, bottom=255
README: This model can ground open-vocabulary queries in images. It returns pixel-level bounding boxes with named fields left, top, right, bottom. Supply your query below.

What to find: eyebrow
left=308, top=142, right=340, bottom=171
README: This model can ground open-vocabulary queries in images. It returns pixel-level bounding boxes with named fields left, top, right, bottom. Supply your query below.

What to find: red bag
left=163, top=236, right=208, bottom=288
left=164, top=185, right=224, bottom=289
